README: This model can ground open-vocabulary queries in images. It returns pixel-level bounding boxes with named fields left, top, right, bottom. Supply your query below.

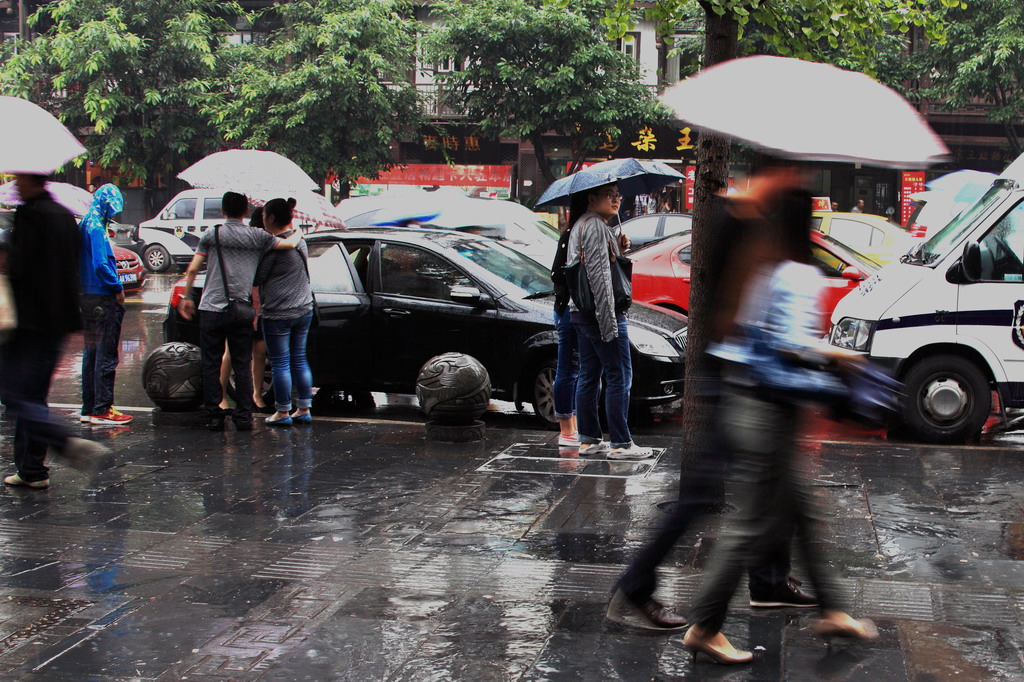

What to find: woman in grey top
left=565, top=183, right=652, bottom=460
left=255, top=198, right=314, bottom=426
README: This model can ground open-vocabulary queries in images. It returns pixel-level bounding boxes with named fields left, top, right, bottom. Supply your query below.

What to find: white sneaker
left=579, top=441, right=610, bottom=456
left=557, top=433, right=580, bottom=448
left=608, top=443, right=655, bottom=460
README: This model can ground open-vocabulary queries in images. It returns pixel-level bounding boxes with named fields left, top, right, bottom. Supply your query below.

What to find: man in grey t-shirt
left=177, top=192, right=302, bottom=430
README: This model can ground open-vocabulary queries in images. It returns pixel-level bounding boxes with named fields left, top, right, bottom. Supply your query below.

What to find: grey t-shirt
left=255, top=230, right=313, bottom=320
left=196, top=219, right=279, bottom=313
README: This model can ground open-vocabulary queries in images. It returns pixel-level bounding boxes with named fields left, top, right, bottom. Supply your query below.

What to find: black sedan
left=163, top=228, right=687, bottom=427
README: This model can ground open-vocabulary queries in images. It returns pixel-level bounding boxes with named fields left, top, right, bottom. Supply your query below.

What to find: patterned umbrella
left=0, top=180, right=95, bottom=216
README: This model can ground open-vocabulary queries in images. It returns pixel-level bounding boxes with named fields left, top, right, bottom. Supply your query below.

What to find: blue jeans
left=553, top=309, right=578, bottom=419
left=262, top=310, right=314, bottom=412
left=0, top=331, right=70, bottom=482
left=80, top=294, right=125, bottom=416
left=572, top=313, right=632, bottom=447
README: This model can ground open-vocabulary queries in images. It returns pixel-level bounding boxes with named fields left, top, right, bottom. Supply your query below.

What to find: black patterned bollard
left=416, top=352, right=491, bottom=442
left=143, top=342, right=203, bottom=425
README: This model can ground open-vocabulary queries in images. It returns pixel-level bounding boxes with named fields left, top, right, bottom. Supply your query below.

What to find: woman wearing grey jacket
left=565, top=183, right=652, bottom=460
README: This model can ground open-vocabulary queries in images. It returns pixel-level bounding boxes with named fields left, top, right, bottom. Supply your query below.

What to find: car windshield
left=817, top=233, right=881, bottom=271
left=914, top=181, right=1012, bottom=265
left=447, top=237, right=552, bottom=297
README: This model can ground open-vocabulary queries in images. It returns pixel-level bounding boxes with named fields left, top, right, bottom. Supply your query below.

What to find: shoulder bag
left=214, top=225, right=256, bottom=326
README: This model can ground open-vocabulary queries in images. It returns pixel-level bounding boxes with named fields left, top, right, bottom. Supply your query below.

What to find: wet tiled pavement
left=1, top=410, right=1023, bottom=681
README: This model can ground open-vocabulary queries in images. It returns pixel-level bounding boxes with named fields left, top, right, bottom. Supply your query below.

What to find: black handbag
left=563, top=223, right=632, bottom=316
left=214, top=225, right=256, bottom=326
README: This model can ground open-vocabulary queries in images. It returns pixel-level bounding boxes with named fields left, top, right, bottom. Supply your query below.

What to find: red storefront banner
left=684, top=165, right=696, bottom=210
left=355, top=164, right=511, bottom=188
left=900, top=171, right=926, bottom=229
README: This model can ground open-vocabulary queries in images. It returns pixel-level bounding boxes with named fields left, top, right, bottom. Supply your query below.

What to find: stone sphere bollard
left=416, top=352, right=491, bottom=442
left=143, top=342, right=203, bottom=412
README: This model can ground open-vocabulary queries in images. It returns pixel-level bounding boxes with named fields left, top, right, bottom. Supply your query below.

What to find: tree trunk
left=679, top=4, right=738, bottom=497
left=531, top=133, right=558, bottom=185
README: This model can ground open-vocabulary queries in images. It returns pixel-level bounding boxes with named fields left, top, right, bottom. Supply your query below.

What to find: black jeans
left=199, top=310, right=254, bottom=423
left=1, top=330, right=70, bottom=482
left=80, top=294, right=125, bottom=416
left=688, top=387, right=844, bottom=633
left=615, top=359, right=790, bottom=604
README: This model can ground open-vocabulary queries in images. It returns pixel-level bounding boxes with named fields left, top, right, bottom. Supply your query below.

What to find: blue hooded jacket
left=79, top=184, right=124, bottom=296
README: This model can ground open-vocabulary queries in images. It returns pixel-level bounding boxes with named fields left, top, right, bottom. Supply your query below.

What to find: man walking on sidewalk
left=78, top=184, right=133, bottom=426
left=2, top=174, right=109, bottom=489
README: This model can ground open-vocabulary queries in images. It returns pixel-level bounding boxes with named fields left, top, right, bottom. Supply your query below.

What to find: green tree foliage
left=208, top=0, right=423, bottom=184
left=918, top=0, right=1023, bottom=155
left=0, top=0, right=236, bottom=183
left=423, top=0, right=668, bottom=185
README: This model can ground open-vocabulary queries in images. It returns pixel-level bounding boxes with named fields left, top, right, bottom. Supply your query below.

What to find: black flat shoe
left=606, top=589, right=688, bottom=630
left=233, top=420, right=253, bottom=432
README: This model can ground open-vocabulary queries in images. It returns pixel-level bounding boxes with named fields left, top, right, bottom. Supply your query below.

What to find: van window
left=977, top=200, right=1024, bottom=282
left=168, top=198, right=196, bottom=220
left=921, top=182, right=1013, bottom=265
left=203, top=198, right=223, bottom=220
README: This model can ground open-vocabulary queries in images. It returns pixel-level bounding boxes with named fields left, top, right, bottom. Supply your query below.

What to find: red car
left=630, top=231, right=880, bottom=325
left=113, top=244, right=146, bottom=295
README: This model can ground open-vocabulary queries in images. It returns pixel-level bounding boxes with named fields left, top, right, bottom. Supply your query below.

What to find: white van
left=140, top=189, right=226, bottom=246
left=829, top=153, right=1024, bottom=443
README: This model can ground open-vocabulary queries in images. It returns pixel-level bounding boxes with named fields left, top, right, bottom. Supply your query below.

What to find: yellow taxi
left=812, top=211, right=918, bottom=265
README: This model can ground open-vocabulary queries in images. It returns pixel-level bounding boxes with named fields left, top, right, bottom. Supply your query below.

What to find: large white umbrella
left=0, top=180, right=94, bottom=216
left=660, top=56, right=950, bottom=168
left=0, top=96, right=87, bottom=174
left=178, top=149, right=319, bottom=195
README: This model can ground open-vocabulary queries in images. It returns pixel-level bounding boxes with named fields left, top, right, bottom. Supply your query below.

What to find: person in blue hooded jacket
left=78, top=184, right=132, bottom=426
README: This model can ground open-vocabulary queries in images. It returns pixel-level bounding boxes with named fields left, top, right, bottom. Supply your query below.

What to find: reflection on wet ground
left=0, top=280, right=1021, bottom=679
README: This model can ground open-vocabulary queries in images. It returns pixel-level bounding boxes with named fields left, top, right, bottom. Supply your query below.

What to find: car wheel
left=901, top=354, right=991, bottom=444
left=530, top=359, right=559, bottom=430
left=144, top=244, right=171, bottom=273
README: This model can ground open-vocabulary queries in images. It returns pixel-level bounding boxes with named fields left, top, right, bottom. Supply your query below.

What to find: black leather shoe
left=606, top=589, right=688, bottom=630
left=233, top=420, right=253, bottom=432
left=208, top=415, right=226, bottom=432
left=749, top=579, right=819, bottom=608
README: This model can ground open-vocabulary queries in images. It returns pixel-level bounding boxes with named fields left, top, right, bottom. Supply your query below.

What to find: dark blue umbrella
left=536, top=158, right=684, bottom=206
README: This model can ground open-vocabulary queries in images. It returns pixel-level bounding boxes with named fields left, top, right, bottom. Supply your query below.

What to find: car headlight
left=830, top=317, right=875, bottom=352
left=628, top=325, right=679, bottom=358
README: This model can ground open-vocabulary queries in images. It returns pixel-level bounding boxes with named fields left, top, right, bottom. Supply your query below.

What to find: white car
left=137, top=227, right=195, bottom=272
left=341, top=191, right=558, bottom=265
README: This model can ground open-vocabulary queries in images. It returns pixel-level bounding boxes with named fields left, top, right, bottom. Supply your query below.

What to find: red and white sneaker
left=90, top=408, right=133, bottom=425
left=557, top=433, right=580, bottom=448
left=80, top=414, right=93, bottom=423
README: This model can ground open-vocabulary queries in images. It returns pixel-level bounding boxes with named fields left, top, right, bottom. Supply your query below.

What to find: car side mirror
left=450, top=285, right=482, bottom=305
left=160, top=211, right=170, bottom=220
left=962, top=241, right=981, bottom=282
left=840, top=265, right=864, bottom=282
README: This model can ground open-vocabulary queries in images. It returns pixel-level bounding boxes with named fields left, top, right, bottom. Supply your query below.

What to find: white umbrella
left=660, top=56, right=950, bottom=168
left=178, top=149, right=318, bottom=195
left=0, top=180, right=94, bottom=216
left=0, top=96, right=87, bottom=174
